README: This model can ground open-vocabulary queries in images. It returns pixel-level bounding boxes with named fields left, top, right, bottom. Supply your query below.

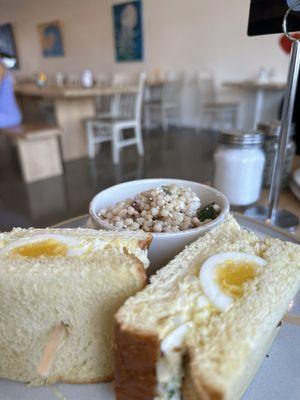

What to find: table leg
left=253, top=89, right=264, bottom=129
left=54, top=97, right=95, bottom=161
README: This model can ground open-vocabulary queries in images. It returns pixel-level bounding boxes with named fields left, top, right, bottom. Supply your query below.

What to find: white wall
left=0, top=0, right=290, bottom=128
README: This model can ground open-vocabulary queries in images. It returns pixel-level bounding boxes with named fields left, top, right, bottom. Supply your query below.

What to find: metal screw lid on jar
left=257, top=121, right=295, bottom=138
left=220, top=130, right=264, bottom=146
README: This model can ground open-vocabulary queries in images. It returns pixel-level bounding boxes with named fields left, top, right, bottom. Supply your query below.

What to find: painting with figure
left=0, top=23, right=19, bottom=69
left=38, top=21, right=64, bottom=57
left=113, top=1, right=143, bottom=62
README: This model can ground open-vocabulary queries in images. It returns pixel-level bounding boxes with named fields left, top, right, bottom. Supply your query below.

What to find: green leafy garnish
left=197, top=203, right=220, bottom=222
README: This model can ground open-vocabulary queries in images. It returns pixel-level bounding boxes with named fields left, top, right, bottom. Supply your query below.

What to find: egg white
left=0, top=234, right=98, bottom=257
left=160, top=322, right=193, bottom=355
left=199, top=252, right=267, bottom=312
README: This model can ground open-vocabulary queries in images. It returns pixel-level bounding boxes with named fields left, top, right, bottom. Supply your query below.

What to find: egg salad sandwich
left=115, top=215, right=300, bottom=400
left=0, top=227, right=151, bottom=386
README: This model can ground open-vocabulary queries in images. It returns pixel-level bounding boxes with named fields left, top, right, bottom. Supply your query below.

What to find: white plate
left=1, top=213, right=299, bottom=400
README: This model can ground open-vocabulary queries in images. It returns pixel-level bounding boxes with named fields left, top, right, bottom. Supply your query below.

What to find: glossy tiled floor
left=0, top=128, right=219, bottom=231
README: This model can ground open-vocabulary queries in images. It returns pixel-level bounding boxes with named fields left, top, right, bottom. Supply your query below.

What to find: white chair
left=85, top=72, right=146, bottom=164
left=144, top=72, right=183, bottom=131
left=112, top=72, right=137, bottom=87
left=110, top=73, right=137, bottom=117
left=197, top=72, right=239, bottom=131
left=96, top=73, right=111, bottom=87
left=94, top=73, right=112, bottom=116
left=95, top=73, right=136, bottom=118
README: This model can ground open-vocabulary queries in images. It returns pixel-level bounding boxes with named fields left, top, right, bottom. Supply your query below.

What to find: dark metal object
left=245, top=3, right=300, bottom=230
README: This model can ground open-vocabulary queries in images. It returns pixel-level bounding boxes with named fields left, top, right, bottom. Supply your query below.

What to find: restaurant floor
left=0, top=128, right=219, bottom=231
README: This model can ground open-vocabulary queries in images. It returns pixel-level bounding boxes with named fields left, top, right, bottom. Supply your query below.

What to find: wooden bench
left=0, top=123, right=63, bottom=183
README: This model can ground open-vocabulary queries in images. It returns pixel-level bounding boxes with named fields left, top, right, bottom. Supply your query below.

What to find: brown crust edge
left=122, top=249, right=148, bottom=285
left=138, top=234, right=153, bottom=250
left=182, top=356, right=223, bottom=400
left=182, top=324, right=282, bottom=400
left=114, top=321, right=160, bottom=400
left=134, top=256, right=148, bottom=283
left=49, top=374, right=114, bottom=384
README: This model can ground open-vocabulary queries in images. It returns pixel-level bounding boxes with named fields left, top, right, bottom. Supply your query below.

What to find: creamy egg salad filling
left=155, top=251, right=266, bottom=400
left=155, top=322, right=192, bottom=400
left=0, top=234, right=106, bottom=258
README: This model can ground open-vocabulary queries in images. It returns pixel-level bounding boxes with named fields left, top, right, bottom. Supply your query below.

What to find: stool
left=0, top=123, right=63, bottom=183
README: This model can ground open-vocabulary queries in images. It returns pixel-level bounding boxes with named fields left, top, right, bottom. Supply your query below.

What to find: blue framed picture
left=38, top=21, right=64, bottom=57
left=112, top=1, right=144, bottom=62
left=0, top=23, right=19, bottom=69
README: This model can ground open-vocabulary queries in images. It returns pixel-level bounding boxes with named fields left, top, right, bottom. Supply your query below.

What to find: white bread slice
left=0, top=227, right=151, bottom=268
left=114, top=215, right=300, bottom=400
left=0, top=227, right=151, bottom=386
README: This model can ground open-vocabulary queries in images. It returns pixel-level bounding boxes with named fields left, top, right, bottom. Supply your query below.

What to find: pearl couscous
left=99, top=184, right=220, bottom=233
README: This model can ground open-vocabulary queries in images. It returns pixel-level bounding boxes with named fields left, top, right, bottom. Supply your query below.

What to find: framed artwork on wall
left=0, top=23, right=19, bottom=69
left=112, top=0, right=144, bottom=62
left=38, top=20, right=64, bottom=57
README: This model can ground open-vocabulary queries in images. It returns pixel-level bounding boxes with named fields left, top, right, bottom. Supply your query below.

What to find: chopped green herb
left=167, top=388, right=176, bottom=399
left=197, top=203, right=220, bottom=222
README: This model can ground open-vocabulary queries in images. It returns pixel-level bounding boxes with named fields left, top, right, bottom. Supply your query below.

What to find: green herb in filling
left=167, top=388, right=176, bottom=399
left=197, top=203, right=220, bottom=222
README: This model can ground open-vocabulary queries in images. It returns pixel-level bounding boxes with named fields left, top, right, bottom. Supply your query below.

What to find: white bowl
left=89, top=179, right=229, bottom=274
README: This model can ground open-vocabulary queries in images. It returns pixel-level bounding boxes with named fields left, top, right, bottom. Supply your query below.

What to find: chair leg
left=174, top=106, right=180, bottom=128
left=135, top=124, right=144, bottom=156
left=197, top=119, right=201, bottom=133
left=112, top=126, right=120, bottom=164
left=86, top=122, right=96, bottom=159
left=144, top=106, right=151, bottom=130
left=161, top=108, right=168, bottom=132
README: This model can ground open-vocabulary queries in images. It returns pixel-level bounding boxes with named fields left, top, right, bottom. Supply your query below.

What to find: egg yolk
left=11, top=239, right=68, bottom=258
left=215, top=261, right=257, bottom=298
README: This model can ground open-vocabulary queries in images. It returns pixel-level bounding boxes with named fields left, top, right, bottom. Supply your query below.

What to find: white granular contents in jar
left=98, top=184, right=207, bottom=233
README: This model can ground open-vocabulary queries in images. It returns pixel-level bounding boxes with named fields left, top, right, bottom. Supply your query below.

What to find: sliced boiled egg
left=199, top=252, right=267, bottom=312
left=0, top=234, right=96, bottom=258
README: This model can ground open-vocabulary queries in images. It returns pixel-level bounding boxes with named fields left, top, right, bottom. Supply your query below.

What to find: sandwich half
left=115, top=215, right=300, bottom=399
left=0, top=227, right=151, bottom=385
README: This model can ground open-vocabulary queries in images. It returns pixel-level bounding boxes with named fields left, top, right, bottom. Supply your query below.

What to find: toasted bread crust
left=138, top=235, right=152, bottom=250
left=61, top=374, right=113, bottom=384
left=45, top=374, right=114, bottom=384
left=114, top=322, right=159, bottom=400
left=123, top=250, right=147, bottom=284
left=182, top=355, right=223, bottom=400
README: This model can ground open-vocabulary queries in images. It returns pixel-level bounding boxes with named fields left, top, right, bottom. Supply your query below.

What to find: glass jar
left=257, top=122, right=296, bottom=188
left=213, top=130, right=265, bottom=206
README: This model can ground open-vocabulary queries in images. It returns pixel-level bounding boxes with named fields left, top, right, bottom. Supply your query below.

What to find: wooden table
left=146, top=79, right=166, bottom=88
left=15, top=84, right=138, bottom=161
left=223, top=80, right=286, bottom=129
